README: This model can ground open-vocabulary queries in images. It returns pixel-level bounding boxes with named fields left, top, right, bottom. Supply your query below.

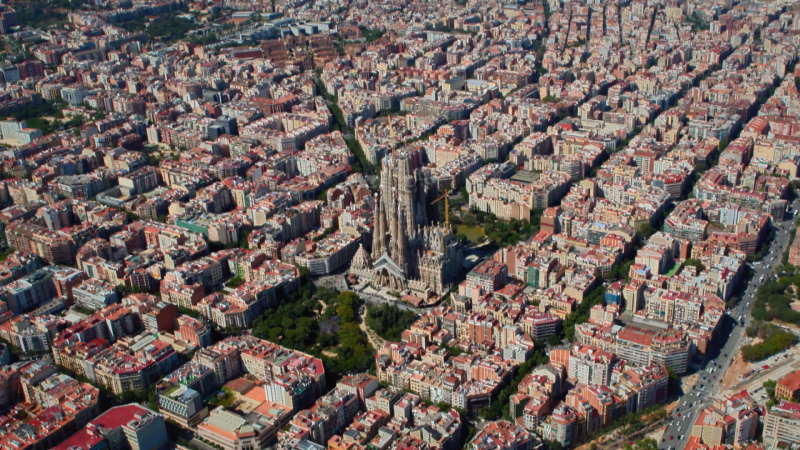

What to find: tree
left=561, top=285, right=607, bottom=342
left=684, top=258, right=704, bottom=272
left=227, top=276, right=244, bottom=288
left=547, top=334, right=562, bottom=346
left=543, top=440, right=563, bottom=450
left=764, top=380, right=777, bottom=399
left=764, top=379, right=779, bottom=407
left=64, top=113, right=86, bottom=129
left=250, top=280, right=374, bottom=386
left=336, top=291, right=359, bottom=323
left=366, top=304, right=417, bottom=341
left=666, top=367, right=678, bottom=381
left=741, top=330, right=797, bottom=362
left=313, top=226, right=337, bottom=242
left=148, top=389, right=159, bottom=411
left=178, top=306, right=203, bottom=319
left=479, top=347, right=549, bottom=420
left=445, top=345, right=467, bottom=357
left=239, top=229, right=251, bottom=249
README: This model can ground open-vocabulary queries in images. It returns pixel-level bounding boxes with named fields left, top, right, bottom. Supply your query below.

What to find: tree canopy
left=741, top=322, right=796, bottom=362
left=250, top=284, right=374, bottom=383
left=366, top=304, right=417, bottom=341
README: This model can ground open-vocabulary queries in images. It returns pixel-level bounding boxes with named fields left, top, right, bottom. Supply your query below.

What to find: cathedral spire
left=372, top=195, right=387, bottom=260
left=396, top=207, right=408, bottom=271
left=352, top=244, right=372, bottom=271
left=390, top=198, right=400, bottom=261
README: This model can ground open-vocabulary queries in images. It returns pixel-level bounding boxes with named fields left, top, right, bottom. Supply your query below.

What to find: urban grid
left=0, top=0, right=799, bottom=450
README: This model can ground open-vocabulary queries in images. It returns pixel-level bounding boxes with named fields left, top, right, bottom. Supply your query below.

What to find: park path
left=359, top=303, right=387, bottom=350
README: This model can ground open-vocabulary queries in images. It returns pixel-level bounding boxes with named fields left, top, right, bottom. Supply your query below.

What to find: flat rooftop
left=509, top=170, right=541, bottom=185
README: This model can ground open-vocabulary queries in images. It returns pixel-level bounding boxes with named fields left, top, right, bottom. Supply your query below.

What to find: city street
left=660, top=198, right=800, bottom=450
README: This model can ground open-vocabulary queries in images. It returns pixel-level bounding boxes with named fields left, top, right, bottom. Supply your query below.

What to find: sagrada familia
left=350, top=152, right=461, bottom=297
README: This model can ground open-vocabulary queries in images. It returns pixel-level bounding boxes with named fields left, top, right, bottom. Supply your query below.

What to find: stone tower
left=357, top=150, right=461, bottom=297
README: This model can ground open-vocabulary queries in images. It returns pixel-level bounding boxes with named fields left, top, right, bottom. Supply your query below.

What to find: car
left=670, top=436, right=674, bottom=440
left=724, top=353, right=728, bottom=357
left=677, top=413, right=681, bottom=417
left=713, top=376, right=716, bottom=379
left=680, top=435, right=684, bottom=440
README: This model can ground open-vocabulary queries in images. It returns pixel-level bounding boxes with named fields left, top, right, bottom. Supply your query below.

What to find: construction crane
left=431, top=189, right=450, bottom=225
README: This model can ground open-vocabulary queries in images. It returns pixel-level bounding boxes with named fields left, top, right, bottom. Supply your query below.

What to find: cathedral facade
left=350, top=152, right=461, bottom=297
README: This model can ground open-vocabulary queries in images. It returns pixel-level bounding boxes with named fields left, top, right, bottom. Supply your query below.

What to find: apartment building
left=764, top=400, right=800, bottom=449
left=551, top=345, right=616, bottom=386
left=615, top=326, right=690, bottom=374
left=73, top=279, right=119, bottom=310
left=5, top=221, right=76, bottom=264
